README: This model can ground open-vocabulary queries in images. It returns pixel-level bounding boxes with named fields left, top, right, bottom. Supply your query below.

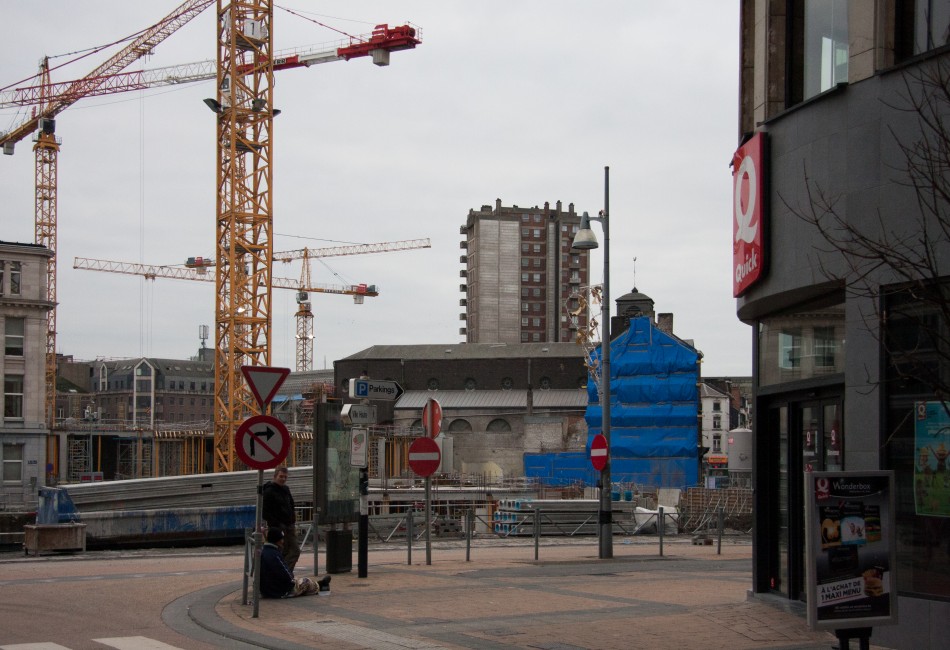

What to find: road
left=0, top=548, right=243, bottom=649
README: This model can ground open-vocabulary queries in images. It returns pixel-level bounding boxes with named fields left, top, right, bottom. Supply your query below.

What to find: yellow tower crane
left=0, top=0, right=215, bottom=440
left=271, top=238, right=431, bottom=370
left=3, top=6, right=421, bottom=473
left=74, top=237, right=430, bottom=371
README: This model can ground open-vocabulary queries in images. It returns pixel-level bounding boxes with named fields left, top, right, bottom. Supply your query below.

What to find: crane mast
left=3, top=2, right=421, bottom=473
left=33, top=58, right=59, bottom=435
left=213, top=0, right=276, bottom=472
left=1, top=0, right=215, bottom=438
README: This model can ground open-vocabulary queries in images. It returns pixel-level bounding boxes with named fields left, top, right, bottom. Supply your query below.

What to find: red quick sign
left=732, top=132, right=766, bottom=296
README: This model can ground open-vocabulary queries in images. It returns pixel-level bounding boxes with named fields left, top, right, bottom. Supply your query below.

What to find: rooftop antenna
left=632, top=256, right=638, bottom=289
left=199, top=324, right=209, bottom=349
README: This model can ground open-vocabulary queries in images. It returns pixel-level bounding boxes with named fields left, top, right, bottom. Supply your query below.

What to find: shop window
left=5, top=317, right=24, bottom=356
left=2, top=443, right=23, bottom=482
left=883, top=279, right=950, bottom=600
left=814, top=325, right=837, bottom=367
left=758, top=298, right=845, bottom=386
left=804, top=0, right=848, bottom=99
left=3, top=375, right=24, bottom=419
left=779, top=329, right=803, bottom=369
left=896, top=0, right=950, bottom=60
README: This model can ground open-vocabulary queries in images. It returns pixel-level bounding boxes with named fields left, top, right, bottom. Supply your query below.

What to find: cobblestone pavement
left=207, top=537, right=861, bottom=650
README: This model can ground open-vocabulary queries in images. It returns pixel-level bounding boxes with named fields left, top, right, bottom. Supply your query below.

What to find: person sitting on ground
left=260, top=527, right=330, bottom=599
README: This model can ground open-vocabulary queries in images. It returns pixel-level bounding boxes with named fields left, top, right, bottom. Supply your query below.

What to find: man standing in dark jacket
left=262, top=465, right=300, bottom=571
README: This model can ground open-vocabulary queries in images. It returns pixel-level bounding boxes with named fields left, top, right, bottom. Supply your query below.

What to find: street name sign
left=408, top=436, right=441, bottom=477
left=235, top=414, right=290, bottom=470
left=341, top=403, right=378, bottom=425
left=349, top=378, right=404, bottom=401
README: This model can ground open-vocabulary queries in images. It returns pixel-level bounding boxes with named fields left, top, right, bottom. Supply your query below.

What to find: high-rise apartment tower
left=460, top=199, right=590, bottom=344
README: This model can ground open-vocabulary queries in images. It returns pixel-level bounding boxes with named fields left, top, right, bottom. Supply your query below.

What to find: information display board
left=805, top=471, right=898, bottom=631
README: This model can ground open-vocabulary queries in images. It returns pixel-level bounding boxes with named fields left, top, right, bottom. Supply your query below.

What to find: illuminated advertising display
left=732, top=132, right=767, bottom=296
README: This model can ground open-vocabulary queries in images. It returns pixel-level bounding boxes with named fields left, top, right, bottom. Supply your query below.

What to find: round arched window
left=448, top=419, right=472, bottom=432
left=487, top=418, right=511, bottom=432
left=464, top=377, right=477, bottom=391
left=427, top=378, right=440, bottom=391
left=501, top=377, right=513, bottom=391
left=539, top=377, right=551, bottom=390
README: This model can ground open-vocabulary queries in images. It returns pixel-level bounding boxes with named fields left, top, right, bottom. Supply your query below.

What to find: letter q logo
left=732, top=132, right=766, bottom=296
left=734, top=154, right=758, bottom=244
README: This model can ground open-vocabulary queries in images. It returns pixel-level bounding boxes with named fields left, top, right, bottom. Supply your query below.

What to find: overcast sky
left=0, top=2, right=751, bottom=377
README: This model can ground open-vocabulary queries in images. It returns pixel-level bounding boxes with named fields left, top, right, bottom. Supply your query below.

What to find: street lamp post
left=572, top=166, right=612, bottom=559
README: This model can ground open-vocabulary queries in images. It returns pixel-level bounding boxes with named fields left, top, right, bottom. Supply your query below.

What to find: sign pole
left=424, top=475, right=432, bottom=566
left=358, top=467, right=368, bottom=578
left=252, top=468, right=263, bottom=618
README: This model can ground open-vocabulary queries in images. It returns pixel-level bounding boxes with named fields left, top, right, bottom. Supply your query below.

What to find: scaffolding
left=66, top=436, right=91, bottom=482
left=116, top=438, right=152, bottom=480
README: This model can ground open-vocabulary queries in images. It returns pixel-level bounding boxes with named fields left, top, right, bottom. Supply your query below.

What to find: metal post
left=534, top=509, right=540, bottom=561
left=252, top=469, right=263, bottom=618
left=465, top=508, right=472, bottom=562
left=407, top=509, right=413, bottom=565
left=658, top=505, right=664, bottom=557
left=599, top=166, right=613, bottom=560
left=242, top=529, right=251, bottom=605
left=358, top=467, right=368, bottom=578
left=424, top=476, right=432, bottom=565
left=717, top=507, right=724, bottom=555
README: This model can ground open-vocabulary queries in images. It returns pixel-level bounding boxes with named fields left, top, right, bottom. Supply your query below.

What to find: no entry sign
left=422, top=397, right=442, bottom=438
left=235, top=414, right=290, bottom=470
left=408, top=436, right=441, bottom=477
left=590, top=433, right=608, bottom=471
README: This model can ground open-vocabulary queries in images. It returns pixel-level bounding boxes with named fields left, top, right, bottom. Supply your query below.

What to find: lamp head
left=571, top=212, right=599, bottom=250
left=203, top=98, right=223, bottom=114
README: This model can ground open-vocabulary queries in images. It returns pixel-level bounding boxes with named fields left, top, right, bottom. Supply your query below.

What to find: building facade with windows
left=0, top=242, right=53, bottom=510
left=736, top=3, right=950, bottom=646
left=336, top=343, right=590, bottom=479
left=460, top=199, right=590, bottom=344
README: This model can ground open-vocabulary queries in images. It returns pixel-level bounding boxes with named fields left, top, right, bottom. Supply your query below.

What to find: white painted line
left=93, top=638, right=184, bottom=650
left=2, top=644, right=72, bottom=650
left=409, top=452, right=440, bottom=461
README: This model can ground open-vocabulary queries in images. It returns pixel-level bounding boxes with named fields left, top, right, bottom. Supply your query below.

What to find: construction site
left=0, top=2, right=753, bottom=548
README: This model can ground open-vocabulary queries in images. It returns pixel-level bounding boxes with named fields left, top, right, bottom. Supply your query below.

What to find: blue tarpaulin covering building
left=526, top=315, right=700, bottom=489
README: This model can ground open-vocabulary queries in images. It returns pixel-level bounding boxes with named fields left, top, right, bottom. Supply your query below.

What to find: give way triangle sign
left=241, top=365, right=291, bottom=410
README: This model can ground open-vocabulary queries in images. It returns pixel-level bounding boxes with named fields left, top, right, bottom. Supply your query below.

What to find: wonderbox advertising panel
left=732, top=132, right=767, bottom=297
left=805, top=471, right=898, bottom=632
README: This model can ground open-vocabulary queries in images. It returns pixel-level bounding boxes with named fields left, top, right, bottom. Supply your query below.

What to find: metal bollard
left=407, top=510, right=413, bottom=565
left=465, top=509, right=473, bottom=562
left=658, top=506, right=665, bottom=557
left=717, top=507, right=724, bottom=555
left=534, top=510, right=540, bottom=561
